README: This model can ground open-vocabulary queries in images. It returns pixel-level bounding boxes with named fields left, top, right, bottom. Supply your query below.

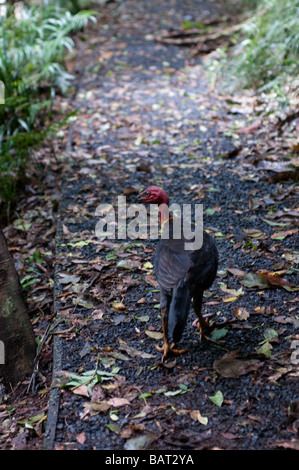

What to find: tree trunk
left=0, top=227, right=36, bottom=387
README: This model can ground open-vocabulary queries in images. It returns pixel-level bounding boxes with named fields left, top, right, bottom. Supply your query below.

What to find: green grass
left=0, top=3, right=96, bottom=220
left=212, top=0, right=299, bottom=105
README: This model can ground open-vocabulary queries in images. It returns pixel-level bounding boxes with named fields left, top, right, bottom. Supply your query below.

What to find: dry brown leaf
left=107, top=397, right=130, bottom=407
left=92, top=309, right=105, bottom=320
left=76, top=432, right=87, bottom=444
left=122, top=187, right=140, bottom=196
left=258, top=272, right=292, bottom=288
left=226, top=267, right=246, bottom=277
left=118, top=338, right=156, bottom=359
left=145, top=330, right=164, bottom=340
left=190, top=410, right=208, bottom=425
left=214, top=352, right=263, bottom=378
left=72, top=384, right=90, bottom=397
left=233, top=306, right=250, bottom=321
left=271, top=228, right=298, bottom=240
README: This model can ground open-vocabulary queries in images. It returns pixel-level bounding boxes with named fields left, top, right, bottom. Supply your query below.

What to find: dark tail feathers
left=168, top=279, right=191, bottom=344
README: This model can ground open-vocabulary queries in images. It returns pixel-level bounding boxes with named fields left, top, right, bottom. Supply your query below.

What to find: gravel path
left=44, top=0, right=299, bottom=450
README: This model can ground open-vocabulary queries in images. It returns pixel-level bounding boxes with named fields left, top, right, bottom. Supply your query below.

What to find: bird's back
left=154, top=230, right=218, bottom=295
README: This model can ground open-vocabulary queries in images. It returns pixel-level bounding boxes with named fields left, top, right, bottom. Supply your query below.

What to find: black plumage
left=155, top=229, right=218, bottom=345
left=138, top=186, right=218, bottom=360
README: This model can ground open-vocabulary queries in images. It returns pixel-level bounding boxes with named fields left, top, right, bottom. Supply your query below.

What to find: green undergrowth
left=210, top=0, right=299, bottom=109
left=0, top=2, right=96, bottom=221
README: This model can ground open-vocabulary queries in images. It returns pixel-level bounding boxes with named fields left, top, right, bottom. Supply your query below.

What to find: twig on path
left=72, top=271, right=102, bottom=315
left=26, top=321, right=56, bottom=394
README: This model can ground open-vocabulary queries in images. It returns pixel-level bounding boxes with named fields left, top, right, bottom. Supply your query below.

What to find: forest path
left=44, top=0, right=298, bottom=451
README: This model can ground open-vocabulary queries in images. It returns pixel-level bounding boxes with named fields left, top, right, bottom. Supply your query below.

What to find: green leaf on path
left=211, top=328, right=228, bottom=341
left=105, top=423, right=120, bottom=434
left=257, top=341, right=273, bottom=358
left=242, top=273, right=270, bottom=289
left=209, top=390, right=224, bottom=407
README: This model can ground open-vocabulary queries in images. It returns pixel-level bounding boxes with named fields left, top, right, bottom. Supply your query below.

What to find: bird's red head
left=137, top=186, right=169, bottom=206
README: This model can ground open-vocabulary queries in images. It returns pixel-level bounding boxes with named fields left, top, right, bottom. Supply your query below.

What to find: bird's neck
left=159, top=202, right=172, bottom=227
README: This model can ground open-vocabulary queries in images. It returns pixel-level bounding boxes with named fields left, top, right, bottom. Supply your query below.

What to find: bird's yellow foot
left=155, top=342, right=187, bottom=362
left=194, top=318, right=216, bottom=340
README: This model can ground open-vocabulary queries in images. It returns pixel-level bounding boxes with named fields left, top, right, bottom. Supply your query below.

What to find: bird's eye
left=145, top=191, right=150, bottom=196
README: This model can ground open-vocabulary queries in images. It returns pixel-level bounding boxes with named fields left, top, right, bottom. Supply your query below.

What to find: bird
left=138, top=185, right=219, bottom=361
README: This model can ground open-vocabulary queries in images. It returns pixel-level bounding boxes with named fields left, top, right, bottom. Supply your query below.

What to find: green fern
left=210, top=0, right=299, bottom=103
left=0, top=3, right=96, bottom=216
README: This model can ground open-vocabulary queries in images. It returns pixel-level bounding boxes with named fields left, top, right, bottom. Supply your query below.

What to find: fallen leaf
left=104, top=351, right=130, bottom=361
left=135, top=315, right=149, bottom=322
left=271, top=228, right=298, bottom=240
left=58, top=272, right=81, bottom=284
left=264, top=328, right=279, bottom=341
left=210, top=328, right=228, bottom=340
left=220, top=284, right=244, bottom=297
left=214, top=354, right=263, bottom=378
left=93, top=309, right=105, bottom=320
left=257, top=341, right=272, bottom=358
left=164, top=389, right=184, bottom=397
left=275, top=440, right=299, bottom=450
left=72, top=384, right=90, bottom=397
left=143, top=261, right=153, bottom=270
left=233, top=306, right=250, bottom=321
left=145, top=330, right=164, bottom=340
left=226, top=267, right=246, bottom=277
left=91, top=385, right=106, bottom=402
left=209, top=390, right=223, bottom=407
left=112, top=314, right=128, bottom=325
left=243, top=228, right=265, bottom=238
left=132, top=405, right=153, bottom=419
left=107, top=397, right=130, bottom=407
left=236, top=120, right=261, bottom=134
left=136, top=163, right=152, bottom=173
left=112, top=301, right=127, bottom=310
left=105, top=423, right=121, bottom=434
left=257, top=160, right=293, bottom=172
left=258, top=272, right=292, bottom=288
left=190, top=410, right=208, bottom=425
left=268, top=366, right=294, bottom=382
left=118, top=338, right=155, bottom=359
left=221, top=432, right=239, bottom=440
left=76, top=432, right=87, bottom=444
left=145, top=274, right=159, bottom=288
left=122, top=187, right=140, bottom=196
left=124, top=433, right=157, bottom=450
left=222, top=296, right=238, bottom=303
left=242, top=273, right=270, bottom=289
left=87, top=401, right=111, bottom=414
left=121, top=427, right=133, bottom=439
left=269, top=171, right=299, bottom=184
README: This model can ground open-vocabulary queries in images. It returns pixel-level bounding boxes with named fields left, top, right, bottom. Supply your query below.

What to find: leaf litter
left=1, top=0, right=298, bottom=452
left=47, top=0, right=299, bottom=450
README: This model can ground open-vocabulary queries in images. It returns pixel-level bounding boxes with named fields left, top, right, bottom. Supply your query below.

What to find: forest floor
left=0, top=0, right=298, bottom=451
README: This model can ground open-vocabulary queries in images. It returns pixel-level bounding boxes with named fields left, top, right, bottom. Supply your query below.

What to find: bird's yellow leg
left=155, top=307, right=170, bottom=360
left=194, top=308, right=216, bottom=340
left=155, top=341, right=187, bottom=361
left=155, top=307, right=187, bottom=361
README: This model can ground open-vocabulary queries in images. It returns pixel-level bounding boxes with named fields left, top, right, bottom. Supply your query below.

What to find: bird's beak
left=137, top=192, right=145, bottom=202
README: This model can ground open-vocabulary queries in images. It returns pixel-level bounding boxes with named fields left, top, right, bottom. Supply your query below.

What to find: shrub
left=212, top=0, right=299, bottom=104
left=0, top=2, right=96, bottom=217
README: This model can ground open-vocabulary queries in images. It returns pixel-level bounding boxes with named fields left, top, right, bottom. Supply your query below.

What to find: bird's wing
left=189, top=231, right=218, bottom=290
left=154, top=238, right=191, bottom=291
